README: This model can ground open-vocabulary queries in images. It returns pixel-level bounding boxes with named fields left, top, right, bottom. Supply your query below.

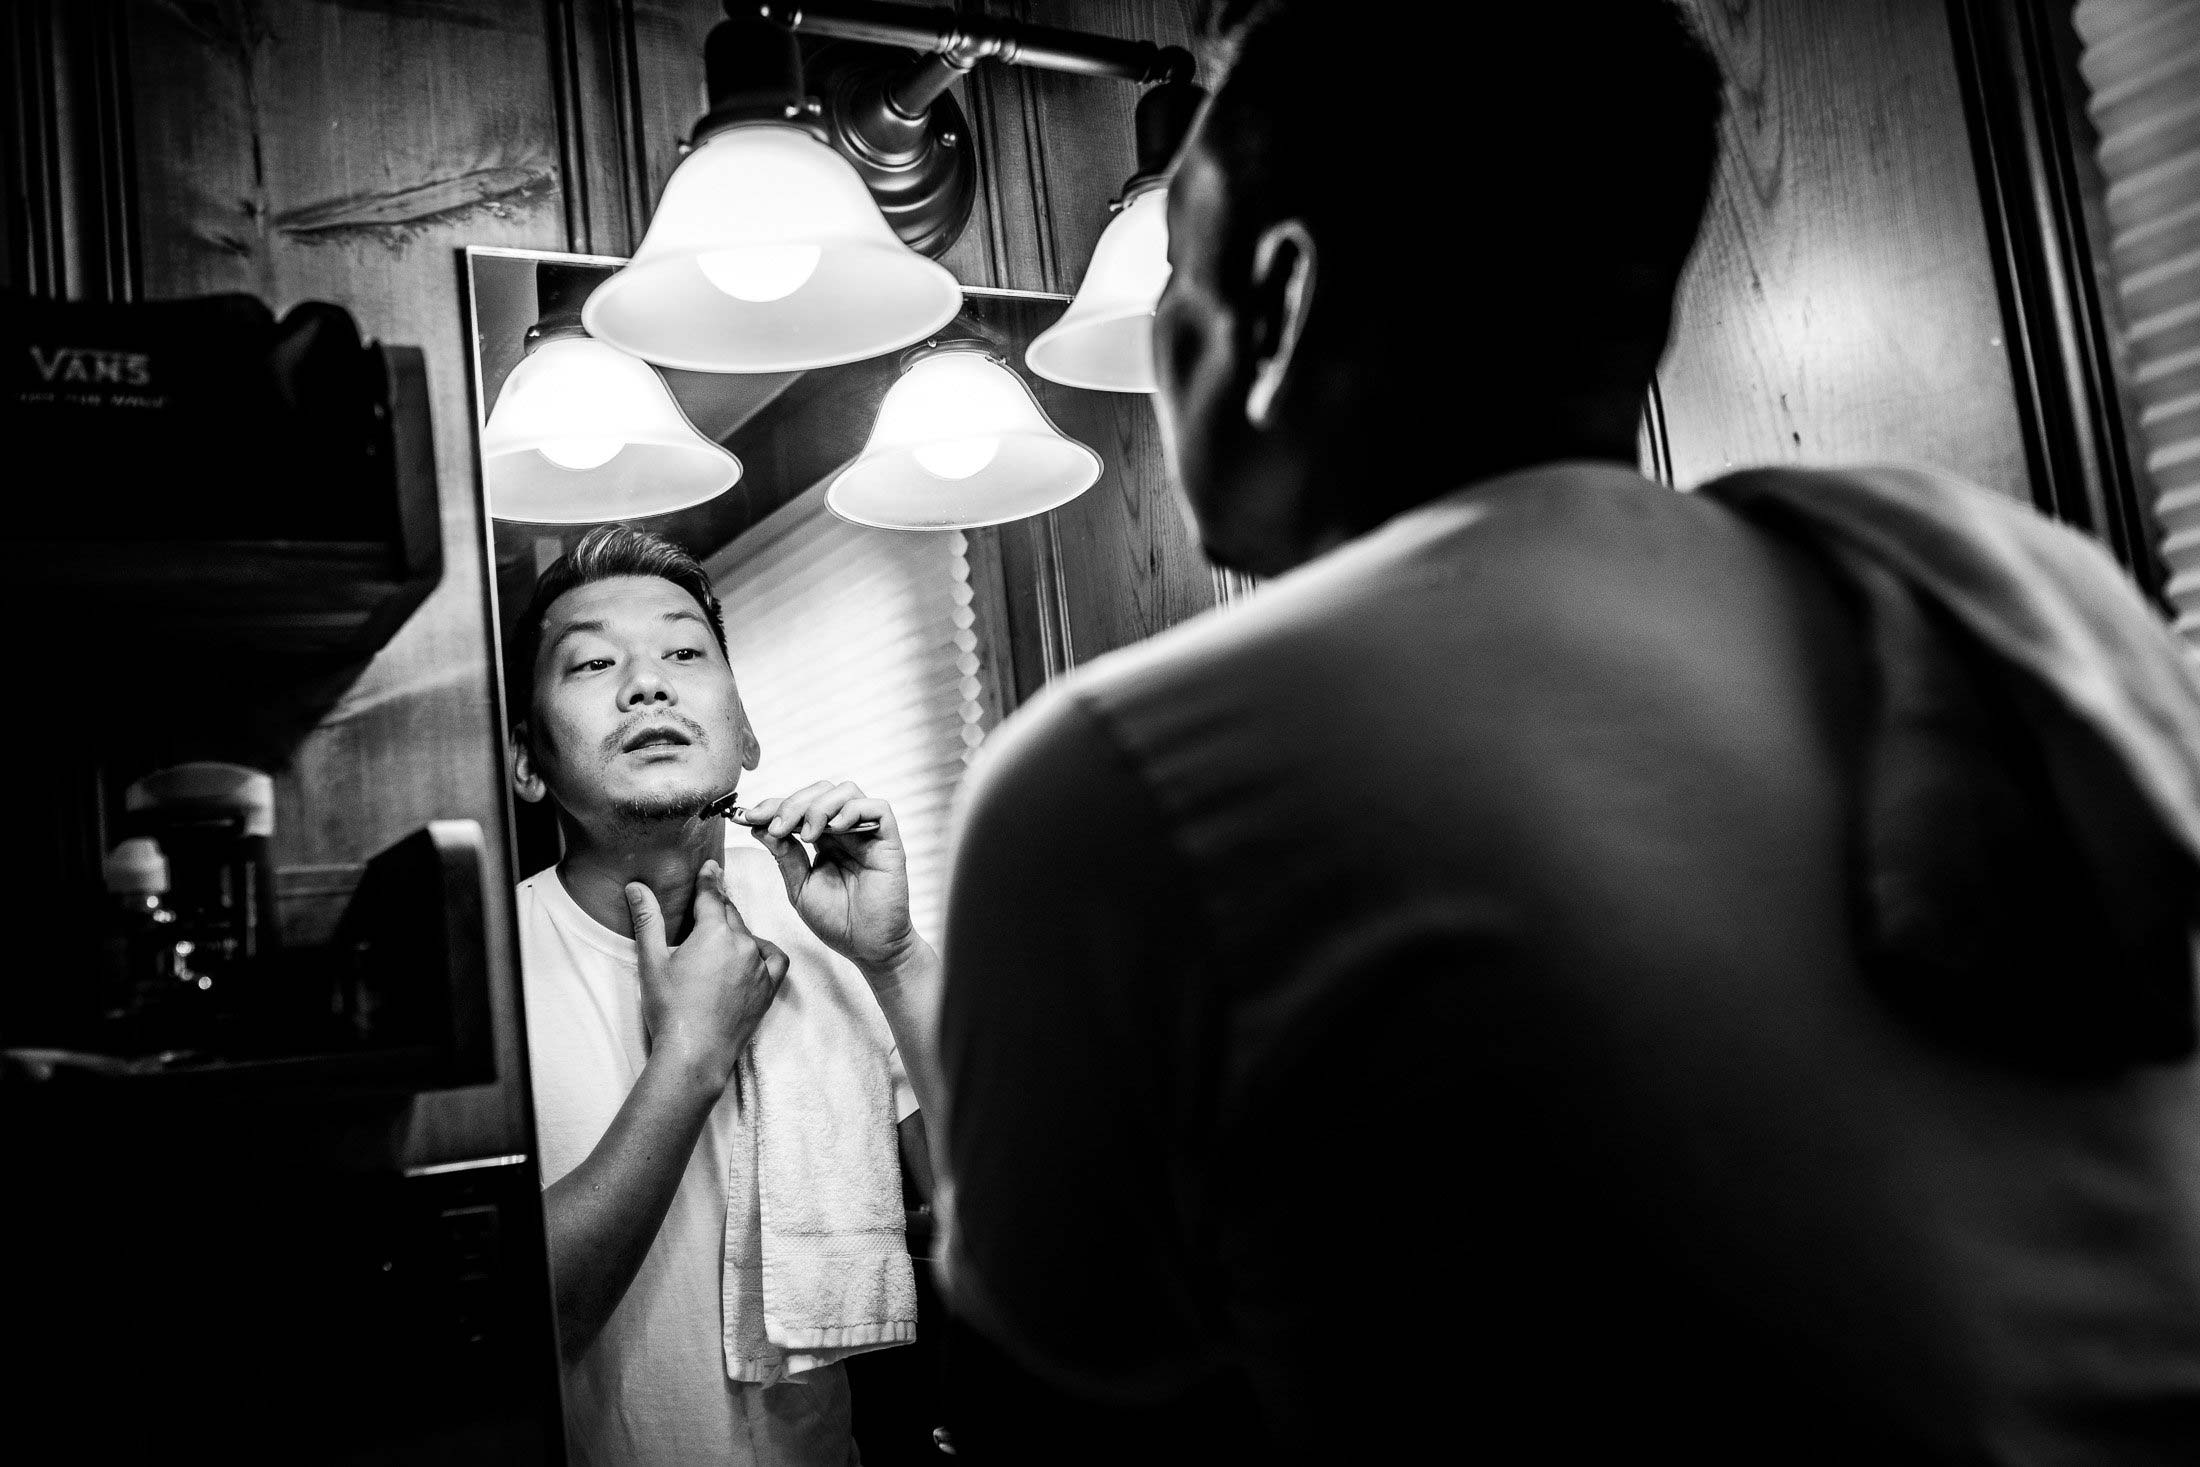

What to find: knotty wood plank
left=1660, top=0, right=2031, bottom=500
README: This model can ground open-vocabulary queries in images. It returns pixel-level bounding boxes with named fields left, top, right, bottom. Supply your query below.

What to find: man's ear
left=741, top=724, right=762, bottom=772
left=1245, top=218, right=1318, bottom=432
left=509, top=724, right=548, bottom=805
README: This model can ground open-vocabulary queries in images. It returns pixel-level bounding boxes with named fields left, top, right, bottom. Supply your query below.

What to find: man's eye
left=569, top=657, right=614, bottom=674
left=668, top=647, right=705, bottom=661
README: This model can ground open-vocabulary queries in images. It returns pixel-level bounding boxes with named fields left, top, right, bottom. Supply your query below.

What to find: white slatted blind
left=707, top=489, right=994, bottom=945
left=2075, top=0, right=2200, bottom=636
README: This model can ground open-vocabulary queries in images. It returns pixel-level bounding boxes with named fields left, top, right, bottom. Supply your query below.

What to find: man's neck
left=1229, top=435, right=1640, bottom=578
left=556, top=815, right=727, bottom=944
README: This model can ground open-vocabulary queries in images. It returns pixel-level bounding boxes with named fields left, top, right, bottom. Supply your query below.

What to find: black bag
left=4, top=292, right=396, bottom=543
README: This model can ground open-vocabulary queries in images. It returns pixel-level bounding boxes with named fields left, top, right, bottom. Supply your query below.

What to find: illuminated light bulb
left=539, top=436, right=624, bottom=471
left=913, top=436, right=1000, bottom=480
left=583, top=127, right=961, bottom=372
left=481, top=336, right=741, bottom=521
left=698, top=243, right=823, bottom=302
left=827, top=347, right=1101, bottom=530
left=1027, top=187, right=1173, bottom=393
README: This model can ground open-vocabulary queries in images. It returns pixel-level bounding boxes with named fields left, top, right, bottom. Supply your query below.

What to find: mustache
left=602, top=712, right=711, bottom=757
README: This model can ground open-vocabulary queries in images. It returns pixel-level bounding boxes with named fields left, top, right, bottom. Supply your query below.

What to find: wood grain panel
left=1661, top=0, right=2032, bottom=501
left=121, top=0, right=571, bottom=1164
left=950, top=1, right=1214, bottom=684
left=549, top=0, right=650, bottom=256
left=1035, top=374, right=1214, bottom=664
left=625, top=0, right=718, bottom=211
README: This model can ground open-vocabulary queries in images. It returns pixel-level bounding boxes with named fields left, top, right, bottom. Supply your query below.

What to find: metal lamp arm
left=748, top=0, right=1197, bottom=87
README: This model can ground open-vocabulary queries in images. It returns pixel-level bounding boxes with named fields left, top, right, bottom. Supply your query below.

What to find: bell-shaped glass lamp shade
left=482, top=336, right=742, bottom=522
left=1026, top=187, right=1171, bottom=393
left=828, top=349, right=1102, bottom=530
left=582, top=126, right=964, bottom=373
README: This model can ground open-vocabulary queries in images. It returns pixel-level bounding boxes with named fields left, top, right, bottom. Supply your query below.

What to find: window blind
left=2074, top=0, right=2200, bottom=636
left=706, top=487, right=995, bottom=946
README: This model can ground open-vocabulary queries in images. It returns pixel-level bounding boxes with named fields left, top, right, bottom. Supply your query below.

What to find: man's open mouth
left=621, top=726, right=694, bottom=753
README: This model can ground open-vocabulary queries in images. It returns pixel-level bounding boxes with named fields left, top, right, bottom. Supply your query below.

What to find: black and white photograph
left=6, top=0, right=2200, bottom=1462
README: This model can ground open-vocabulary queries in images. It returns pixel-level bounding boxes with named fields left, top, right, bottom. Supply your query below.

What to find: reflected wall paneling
left=113, top=0, right=574, bottom=1164
left=1659, top=0, right=2034, bottom=503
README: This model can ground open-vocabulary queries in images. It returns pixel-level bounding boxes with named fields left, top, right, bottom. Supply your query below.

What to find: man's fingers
left=766, top=780, right=840, bottom=840
left=625, top=882, right=669, bottom=972
left=799, top=782, right=867, bottom=840
left=694, top=858, right=757, bottom=938
left=822, top=796, right=889, bottom=835
left=756, top=938, right=790, bottom=988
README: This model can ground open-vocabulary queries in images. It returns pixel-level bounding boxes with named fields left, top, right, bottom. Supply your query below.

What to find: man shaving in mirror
left=507, top=525, right=946, bottom=1466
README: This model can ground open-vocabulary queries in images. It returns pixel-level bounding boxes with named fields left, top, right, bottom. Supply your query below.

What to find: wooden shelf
left=2, top=1043, right=449, bottom=1099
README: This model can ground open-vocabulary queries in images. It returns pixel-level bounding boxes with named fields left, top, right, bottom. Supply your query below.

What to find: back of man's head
left=508, top=524, right=727, bottom=730
left=1196, top=1, right=1724, bottom=405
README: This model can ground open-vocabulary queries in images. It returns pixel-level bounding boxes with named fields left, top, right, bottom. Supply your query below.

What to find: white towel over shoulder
left=715, top=845, right=918, bottom=1385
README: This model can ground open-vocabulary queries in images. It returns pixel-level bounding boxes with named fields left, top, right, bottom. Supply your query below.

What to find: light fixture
left=483, top=262, right=741, bottom=522
left=827, top=341, right=1101, bottom=530
left=1028, top=80, right=1205, bottom=393
left=591, top=2, right=1197, bottom=380
left=583, top=16, right=966, bottom=373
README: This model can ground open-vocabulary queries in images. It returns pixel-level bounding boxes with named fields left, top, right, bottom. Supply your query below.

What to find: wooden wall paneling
left=7, top=0, right=141, bottom=300
left=957, top=0, right=1199, bottom=292
left=548, top=0, right=651, bottom=256
left=985, top=492, right=1078, bottom=693
left=625, top=0, right=718, bottom=211
left=1660, top=0, right=2033, bottom=502
left=953, top=0, right=1215, bottom=690
left=1037, top=378, right=1214, bottom=662
left=120, top=0, right=572, bottom=1165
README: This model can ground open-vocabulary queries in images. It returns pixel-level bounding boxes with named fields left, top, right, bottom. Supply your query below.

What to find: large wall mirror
left=464, top=246, right=1090, bottom=938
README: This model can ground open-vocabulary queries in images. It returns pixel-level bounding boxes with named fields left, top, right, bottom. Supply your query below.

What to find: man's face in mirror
left=519, top=574, right=758, bottom=830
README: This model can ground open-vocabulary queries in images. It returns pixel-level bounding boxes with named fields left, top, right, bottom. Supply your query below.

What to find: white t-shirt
left=519, top=840, right=918, bottom=1467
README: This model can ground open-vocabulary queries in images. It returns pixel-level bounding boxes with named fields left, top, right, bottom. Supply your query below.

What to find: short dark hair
left=1192, top=1, right=1724, bottom=386
left=507, top=524, right=727, bottom=728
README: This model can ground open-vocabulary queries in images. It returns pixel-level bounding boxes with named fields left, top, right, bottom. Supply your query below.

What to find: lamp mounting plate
left=809, top=40, right=977, bottom=260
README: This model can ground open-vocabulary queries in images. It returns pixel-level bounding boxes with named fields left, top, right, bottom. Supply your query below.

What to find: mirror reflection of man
left=506, top=525, right=945, bottom=1466
left=934, top=1, right=2200, bottom=1463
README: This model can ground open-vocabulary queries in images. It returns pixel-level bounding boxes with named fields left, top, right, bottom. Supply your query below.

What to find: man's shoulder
left=1042, top=461, right=1726, bottom=713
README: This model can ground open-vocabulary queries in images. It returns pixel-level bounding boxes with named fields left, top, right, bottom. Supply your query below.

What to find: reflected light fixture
left=1028, top=79, right=1205, bottom=393
left=483, top=262, right=741, bottom=522
left=828, top=341, right=1102, bottom=530
left=593, top=1, right=1197, bottom=379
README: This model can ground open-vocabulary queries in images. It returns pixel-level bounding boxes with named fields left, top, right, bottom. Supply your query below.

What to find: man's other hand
left=742, top=780, right=919, bottom=971
left=625, top=860, right=786, bottom=1087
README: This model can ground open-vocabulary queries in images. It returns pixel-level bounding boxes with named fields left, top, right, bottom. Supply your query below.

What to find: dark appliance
left=0, top=293, right=564, bottom=1462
